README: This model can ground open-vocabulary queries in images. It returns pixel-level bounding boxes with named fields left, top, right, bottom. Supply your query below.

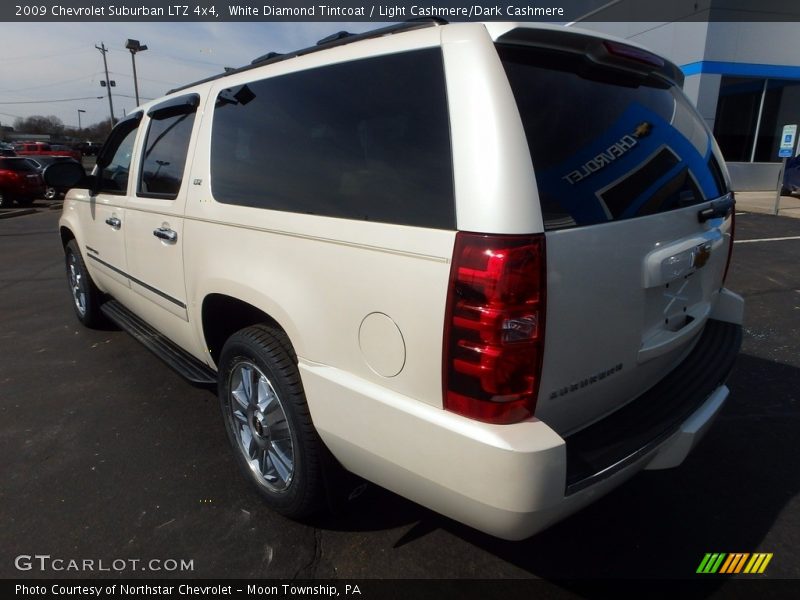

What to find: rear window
left=210, top=48, right=455, bottom=230
left=0, top=158, right=37, bottom=172
left=498, top=45, right=727, bottom=230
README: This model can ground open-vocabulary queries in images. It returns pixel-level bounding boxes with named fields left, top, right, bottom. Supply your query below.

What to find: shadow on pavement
left=317, top=353, right=798, bottom=580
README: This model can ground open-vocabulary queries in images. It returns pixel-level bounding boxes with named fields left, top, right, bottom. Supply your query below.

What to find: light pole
left=125, top=39, right=148, bottom=106
left=77, top=109, right=85, bottom=131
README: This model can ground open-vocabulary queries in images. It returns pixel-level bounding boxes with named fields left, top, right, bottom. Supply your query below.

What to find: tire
left=218, top=325, right=325, bottom=518
left=0, top=190, right=10, bottom=208
left=64, top=240, right=104, bottom=328
left=16, top=196, right=34, bottom=207
left=44, top=187, right=57, bottom=200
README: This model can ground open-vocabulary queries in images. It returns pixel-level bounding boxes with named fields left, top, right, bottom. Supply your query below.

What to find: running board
left=101, top=300, right=217, bottom=385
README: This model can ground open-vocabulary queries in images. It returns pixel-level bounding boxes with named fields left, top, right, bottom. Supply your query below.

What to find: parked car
left=49, top=20, right=743, bottom=540
left=76, top=141, right=103, bottom=157
left=0, top=157, right=45, bottom=207
left=13, top=141, right=82, bottom=162
left=782, top=155, right=800, bottom=196
left=24, top=156, right=83, bottom=199
left=0, top=142, right=16, bottom=157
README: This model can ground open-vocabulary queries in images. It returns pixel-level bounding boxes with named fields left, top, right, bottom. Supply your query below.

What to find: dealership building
left=580, top=6, right=800, bottom=191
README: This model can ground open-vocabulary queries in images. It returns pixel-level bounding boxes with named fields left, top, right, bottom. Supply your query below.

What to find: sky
left=0, top=22, right=384, bottom=133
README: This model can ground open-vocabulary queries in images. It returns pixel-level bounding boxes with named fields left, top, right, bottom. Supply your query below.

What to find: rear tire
left=218, top=325, right=326, bottom=518
left=44, top=187, right=57, bottom=200
left=0, top=190, right=10, bottom=208
left=64, top=240, right=104, bottom=328
left=16, top=196, right=34, bottom=207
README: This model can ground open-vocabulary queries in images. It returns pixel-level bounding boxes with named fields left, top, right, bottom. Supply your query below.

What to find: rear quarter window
left=0, top=158, right=36, bottom=172
left=498, top=45, right=727, bottom=230
left=209, top=48, right=455, bottom=230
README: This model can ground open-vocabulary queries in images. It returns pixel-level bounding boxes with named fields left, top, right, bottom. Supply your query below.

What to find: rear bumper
left=301, top=317, right=742, bottom=541
left=564, top=318, right=742, bottom=494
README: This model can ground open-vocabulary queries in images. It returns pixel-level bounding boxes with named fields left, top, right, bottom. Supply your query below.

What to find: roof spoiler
left=495, top=27, right=684, bottom=87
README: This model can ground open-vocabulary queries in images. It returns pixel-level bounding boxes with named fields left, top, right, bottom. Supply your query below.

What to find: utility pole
left=95, top=42, right=115, bottom=132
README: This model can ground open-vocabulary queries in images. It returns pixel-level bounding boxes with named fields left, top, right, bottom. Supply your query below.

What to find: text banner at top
left=4, top=0, right=800, bottom=22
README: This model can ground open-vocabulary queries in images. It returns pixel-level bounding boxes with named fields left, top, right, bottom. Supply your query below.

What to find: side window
left=209, top=48, right=455, bottom=229
left=98, top=119, right=140, bottom=194
left=137, top=95, right=198, bottom=199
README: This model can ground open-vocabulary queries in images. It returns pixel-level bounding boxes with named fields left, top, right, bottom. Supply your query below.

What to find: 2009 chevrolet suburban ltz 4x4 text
left=48, top=20, right=743, bottom=540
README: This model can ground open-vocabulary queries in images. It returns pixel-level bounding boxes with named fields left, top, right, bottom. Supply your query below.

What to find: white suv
left=49, top=20, right=743, bottom=540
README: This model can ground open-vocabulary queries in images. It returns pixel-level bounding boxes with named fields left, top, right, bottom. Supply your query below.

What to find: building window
left=753, top=79, right=800, bottom=162
left=714, top=76, right=800, bottom=163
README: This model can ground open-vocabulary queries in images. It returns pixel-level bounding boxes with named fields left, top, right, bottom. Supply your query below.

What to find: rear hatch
left=0, top=157, right=44, bottom=192
left=495, top=28, right=733, bottom=435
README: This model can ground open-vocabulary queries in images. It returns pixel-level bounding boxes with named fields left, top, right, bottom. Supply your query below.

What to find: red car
left=0, top=157, right=45, bottom=207
left=12, top=141, right=82, bottom=162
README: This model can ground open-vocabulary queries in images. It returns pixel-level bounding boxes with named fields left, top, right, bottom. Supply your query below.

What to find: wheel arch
left=59, top=225, right=76, bottom=248
left=201, top=293, right=297, bottom=367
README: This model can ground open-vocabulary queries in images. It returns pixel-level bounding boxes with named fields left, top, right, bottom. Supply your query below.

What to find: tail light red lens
left=443, top=232, right=546, bottom=424
left=723, top=193, right=736, bottom=284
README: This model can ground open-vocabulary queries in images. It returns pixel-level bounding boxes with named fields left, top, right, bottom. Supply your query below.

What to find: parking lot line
left=734, top=235, right=800, bottom=244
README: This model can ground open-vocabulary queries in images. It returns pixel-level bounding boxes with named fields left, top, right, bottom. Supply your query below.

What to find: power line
left=0, top=73, right=105, bottom=94
left=0, top=96, right=104, bottom=105
left=116, top=94, right=155, bottom=101
left=1, top=45, right=91, bottom=62
left=108, top=71, right=177, bottom=86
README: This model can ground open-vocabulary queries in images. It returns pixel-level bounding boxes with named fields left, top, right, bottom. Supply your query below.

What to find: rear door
left=496, top=35, right=733, bottom=434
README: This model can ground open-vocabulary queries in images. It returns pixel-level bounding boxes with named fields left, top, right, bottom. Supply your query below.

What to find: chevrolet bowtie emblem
left=633, top=122, right=652, bottom=138
left=693, top=242, right=712, bottom=269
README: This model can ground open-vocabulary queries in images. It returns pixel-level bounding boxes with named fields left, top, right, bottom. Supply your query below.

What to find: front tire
left=64, top=240, right=103, bottom=327
left=44, top=187, right=58, bottom=200
left=218, top=325, right=325, bottom=518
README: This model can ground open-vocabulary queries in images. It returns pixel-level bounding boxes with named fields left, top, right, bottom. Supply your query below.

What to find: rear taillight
left=722, top=194, right=736, bottom=284
left=443, top=232, right=546, bottom=425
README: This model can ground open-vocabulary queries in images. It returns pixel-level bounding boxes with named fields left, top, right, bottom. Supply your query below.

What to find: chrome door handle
left=153, top=227, right=178, bottom=243
left=105, top=217, right=121, bottom=230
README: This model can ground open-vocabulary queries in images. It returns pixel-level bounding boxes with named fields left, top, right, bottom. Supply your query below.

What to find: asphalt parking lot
left=0, top=206, right=798, bottom=583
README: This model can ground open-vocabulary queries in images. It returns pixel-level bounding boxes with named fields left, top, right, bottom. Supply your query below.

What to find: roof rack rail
left=317, top=31, right=353, bottom=45
left=250, top=51, right=282, bottom=65
left=167, top=17, right=447, bottom=95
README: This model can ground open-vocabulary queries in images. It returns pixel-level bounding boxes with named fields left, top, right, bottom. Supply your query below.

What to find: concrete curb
left=0, top=208, right=37, bottom=220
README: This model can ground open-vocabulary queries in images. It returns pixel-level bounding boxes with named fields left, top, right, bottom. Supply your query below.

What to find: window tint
left=210, top=48, right=455, bottom=229
left=138, top=105, right=196, bottom=199
left=97, top=116, right=141, bottom=194
left=0, top=158, right=36, bottom=172
left=498, top=45, right=726, bottom=230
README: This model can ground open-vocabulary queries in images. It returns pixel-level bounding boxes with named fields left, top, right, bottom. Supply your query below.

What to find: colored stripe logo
left=697, top=553, right=773, bottom=574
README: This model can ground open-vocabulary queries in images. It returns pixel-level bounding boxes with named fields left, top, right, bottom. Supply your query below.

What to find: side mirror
left=43, top=161, right=88, bottom=189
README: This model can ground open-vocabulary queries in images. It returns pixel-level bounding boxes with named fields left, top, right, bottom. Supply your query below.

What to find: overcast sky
left=0, top=22, right=382, bottom=132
